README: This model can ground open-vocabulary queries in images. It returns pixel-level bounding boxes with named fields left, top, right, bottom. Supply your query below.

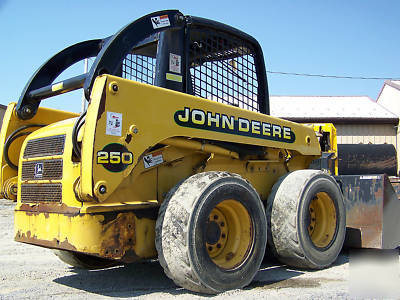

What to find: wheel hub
left=205, top=200, right=253, bottom=270
left=206, top=208, right=228, bottom=258
left=206, top=221, right=221, bottom=245
left=308, top=192, right=337, bottom=248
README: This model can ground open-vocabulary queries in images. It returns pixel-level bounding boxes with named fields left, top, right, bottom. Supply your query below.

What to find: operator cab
left=16, top=10, right=269, bottom=120
left=121, top=20, right=268, bottom=115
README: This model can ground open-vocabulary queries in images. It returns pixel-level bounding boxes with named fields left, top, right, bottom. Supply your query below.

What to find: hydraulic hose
left=72, top=111, right=87, bottom=159
left=4, top=124, right=44, bottom=170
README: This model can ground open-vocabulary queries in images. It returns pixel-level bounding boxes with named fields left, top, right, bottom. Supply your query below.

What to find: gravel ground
left=0, top=198, right=399, bottom=299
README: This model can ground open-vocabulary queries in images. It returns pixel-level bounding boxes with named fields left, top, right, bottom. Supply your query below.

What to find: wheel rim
left=205, top=199, right=253, bottom=270
left=308, top=192, right=337, bottom=248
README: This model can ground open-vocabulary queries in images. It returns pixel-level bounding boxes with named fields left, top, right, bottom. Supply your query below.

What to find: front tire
left=53, top=250, right=118, bottom=269
left=266, top=170, right=346, bottom=269
left=156, top=171, right=267, bottom=294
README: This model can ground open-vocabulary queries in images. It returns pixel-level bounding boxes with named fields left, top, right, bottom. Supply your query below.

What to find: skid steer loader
left=1, top=10, right=398, bottom=294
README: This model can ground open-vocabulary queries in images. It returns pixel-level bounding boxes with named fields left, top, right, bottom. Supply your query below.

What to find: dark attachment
left=338, top=144, right=398, bottom=176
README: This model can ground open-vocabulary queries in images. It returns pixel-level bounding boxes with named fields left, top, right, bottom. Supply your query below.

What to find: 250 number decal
left=97, top=151, right=133, bottom=164
left=96, top=143, right=133, bottom=172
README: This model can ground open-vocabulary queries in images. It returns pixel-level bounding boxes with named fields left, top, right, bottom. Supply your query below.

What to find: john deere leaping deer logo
left=34, top=162, right=44, bottom=178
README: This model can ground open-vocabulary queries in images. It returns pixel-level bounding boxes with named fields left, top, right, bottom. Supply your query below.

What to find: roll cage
left=16, top=10, right=269, bottom=120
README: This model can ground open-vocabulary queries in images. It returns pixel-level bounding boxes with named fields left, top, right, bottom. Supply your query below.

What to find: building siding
left=335, top=124, right=396, bottom=145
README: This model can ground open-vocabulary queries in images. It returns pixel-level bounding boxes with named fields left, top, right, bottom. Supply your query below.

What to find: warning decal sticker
left=151, top=15, right=170, bottom=29
left=169, top=53, right=181, bottom=74
left=143, top=152, right=164, bottom=169
left=106, top=112, right=122, bottom=136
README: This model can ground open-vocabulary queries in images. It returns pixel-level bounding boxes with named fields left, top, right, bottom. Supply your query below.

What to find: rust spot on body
left=18, top=203, right=80, bottom=216
left=15, top=231, right=78, bottom=252
left=100, top=212, right=138, bottom=263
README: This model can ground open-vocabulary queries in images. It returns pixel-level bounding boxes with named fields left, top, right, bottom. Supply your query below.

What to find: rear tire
left=53, top=250, right=118, bottom=269
left=156, top=171, right=267, bottom=294
left=266, top=170, right=345, bottom=269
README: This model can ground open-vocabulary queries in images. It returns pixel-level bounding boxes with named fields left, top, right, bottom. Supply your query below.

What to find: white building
left=270, top=95, right=399, bottom=166
left=377, top=80, right=400, bottom=117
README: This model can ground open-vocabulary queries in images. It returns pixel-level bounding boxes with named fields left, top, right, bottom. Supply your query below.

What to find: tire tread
left=266, top=169, right=344, bottom=269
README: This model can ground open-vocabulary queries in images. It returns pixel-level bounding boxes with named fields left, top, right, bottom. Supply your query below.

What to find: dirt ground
left=0, top=198, right=399, bottom=299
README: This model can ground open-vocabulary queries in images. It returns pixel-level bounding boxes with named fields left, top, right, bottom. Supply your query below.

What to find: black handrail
left=16, top=39, right=104, bottom=119
left=28, top=74, right=87, bottom=102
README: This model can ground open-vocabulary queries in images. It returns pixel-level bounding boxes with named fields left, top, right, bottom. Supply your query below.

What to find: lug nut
left=99, top=185, right=107, bottom=194
left=11, top=185, right=17, bottom=195
left=129, top=125, right=139, bottom=134
left=109, top=81, right=119, bottom=93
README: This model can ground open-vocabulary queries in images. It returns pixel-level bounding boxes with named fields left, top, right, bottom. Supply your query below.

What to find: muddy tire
left=266, top=170, right=345, bottom=269
left=53, top=250, right=118, bottom=270
left=155, top=171, right=267, bottom=294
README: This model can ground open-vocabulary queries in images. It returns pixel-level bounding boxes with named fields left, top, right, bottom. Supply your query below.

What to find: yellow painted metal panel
left=0, top=103, right=78, bottom=199
left=80, top=75, right=320, bottom=202
left=15, top=118, right=82, bottom=209
left=14, top=209, right=157, bottom=262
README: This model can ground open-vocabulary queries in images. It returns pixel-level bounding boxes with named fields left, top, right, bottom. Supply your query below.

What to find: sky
left=0, top=0, right=399, bottom=113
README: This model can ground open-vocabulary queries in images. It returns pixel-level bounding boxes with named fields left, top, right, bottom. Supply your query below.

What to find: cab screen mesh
left=123, top=54, right=156, bottom=85
left=189, top=32, right=259, bottom=112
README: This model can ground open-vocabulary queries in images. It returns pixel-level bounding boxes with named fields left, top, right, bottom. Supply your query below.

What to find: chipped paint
left=14, top=209, right=157, bottom=263
left=19, top=203, right=80, bottom=216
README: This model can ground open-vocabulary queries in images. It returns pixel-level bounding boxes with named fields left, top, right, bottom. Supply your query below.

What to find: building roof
left=388, top=80, right=400, bottom=89
left=377, top=80, right=400, bottom=101
left=270, top=96, right=398, bottom=124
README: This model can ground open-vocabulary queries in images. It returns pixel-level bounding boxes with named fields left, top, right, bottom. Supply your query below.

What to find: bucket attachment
left=340, top=174, right=400, bottom=249
left=338, top=144, right=398, bottom=176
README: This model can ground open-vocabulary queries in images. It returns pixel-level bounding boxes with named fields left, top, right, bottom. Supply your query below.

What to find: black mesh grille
left=21, top=183, right=62, bottom=203
left=23, top=135, right=65, bottom=158
left=189, top=33, right=259, bottom=112
left=21, top=159, right=63, bottom=181
left=122, top=54, right=156, bottom=85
